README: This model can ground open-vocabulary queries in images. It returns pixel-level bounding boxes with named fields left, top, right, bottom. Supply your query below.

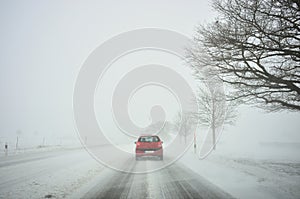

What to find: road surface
left=82, top=158, right=233, bottom=199
left=0, top=147, right=233, bottom=199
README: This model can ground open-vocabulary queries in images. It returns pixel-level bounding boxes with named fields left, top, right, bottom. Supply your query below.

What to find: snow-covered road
left=79, top=158, right=233, bottom=199
left=0, top=147, right=233, bottom=199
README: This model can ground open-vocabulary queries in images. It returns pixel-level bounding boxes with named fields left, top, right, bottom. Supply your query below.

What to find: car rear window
left=138, top=136, right=160, bottom=142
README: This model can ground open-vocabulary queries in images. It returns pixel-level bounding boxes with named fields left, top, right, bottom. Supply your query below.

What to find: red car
left=135, top=135, right=163, bottom=160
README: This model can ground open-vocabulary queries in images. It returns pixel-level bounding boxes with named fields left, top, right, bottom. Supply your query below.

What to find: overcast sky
left=1, top=1, right=299, bottom=147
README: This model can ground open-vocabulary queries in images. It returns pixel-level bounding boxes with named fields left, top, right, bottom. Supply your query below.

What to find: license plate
left=145, top=151, right=154, bottom=153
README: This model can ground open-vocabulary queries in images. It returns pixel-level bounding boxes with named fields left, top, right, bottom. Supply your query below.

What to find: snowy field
left=0, top=146, right=103, bottom=199
left=181, top=142, right=300, bottom=199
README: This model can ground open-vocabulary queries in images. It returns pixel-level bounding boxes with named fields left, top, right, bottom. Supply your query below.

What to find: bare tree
left=194, top=77, right=237, bottom=150
left=173, top=111, right=196, bottom=144
left=188, top=0, right=300, bottom=112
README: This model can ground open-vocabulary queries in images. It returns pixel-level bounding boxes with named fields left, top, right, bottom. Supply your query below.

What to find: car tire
left=135, top=156, right=139, bottom=161
left=160, top=155, right=163, bottom=160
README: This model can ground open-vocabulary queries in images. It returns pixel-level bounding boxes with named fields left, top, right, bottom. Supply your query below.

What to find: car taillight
left=158, top=142, right=162, bottom=148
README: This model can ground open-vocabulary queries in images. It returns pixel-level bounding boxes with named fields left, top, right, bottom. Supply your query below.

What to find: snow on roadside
left=180, top=146, right=300, bottom=199
left=0, top=145, right=82, bottom=158
left=0, top=148, right=104, bottom=199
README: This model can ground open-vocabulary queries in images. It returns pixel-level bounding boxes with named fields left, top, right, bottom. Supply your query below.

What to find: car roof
left=138, top=135, right=159, bottom=138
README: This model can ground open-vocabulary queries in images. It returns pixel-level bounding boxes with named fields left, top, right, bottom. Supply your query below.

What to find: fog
left=1, top=0, right=300, bottom=151
left=1, top=2, right=300, bottom=199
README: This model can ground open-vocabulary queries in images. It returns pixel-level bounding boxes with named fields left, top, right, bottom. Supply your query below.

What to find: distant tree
left=16, top=129, right=22, bottom=149
left=173, top=111, right=196, bottom=144
left=188, top=0, right=300, bottom=112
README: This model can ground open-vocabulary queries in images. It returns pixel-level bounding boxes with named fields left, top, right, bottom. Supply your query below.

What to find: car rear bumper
left=135, top=148, right=163, bottom=157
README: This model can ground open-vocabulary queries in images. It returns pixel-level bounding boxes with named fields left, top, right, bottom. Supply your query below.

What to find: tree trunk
left=212, top=126, right=216, bottom=150
left=212, top=97, right=216, bottom=150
